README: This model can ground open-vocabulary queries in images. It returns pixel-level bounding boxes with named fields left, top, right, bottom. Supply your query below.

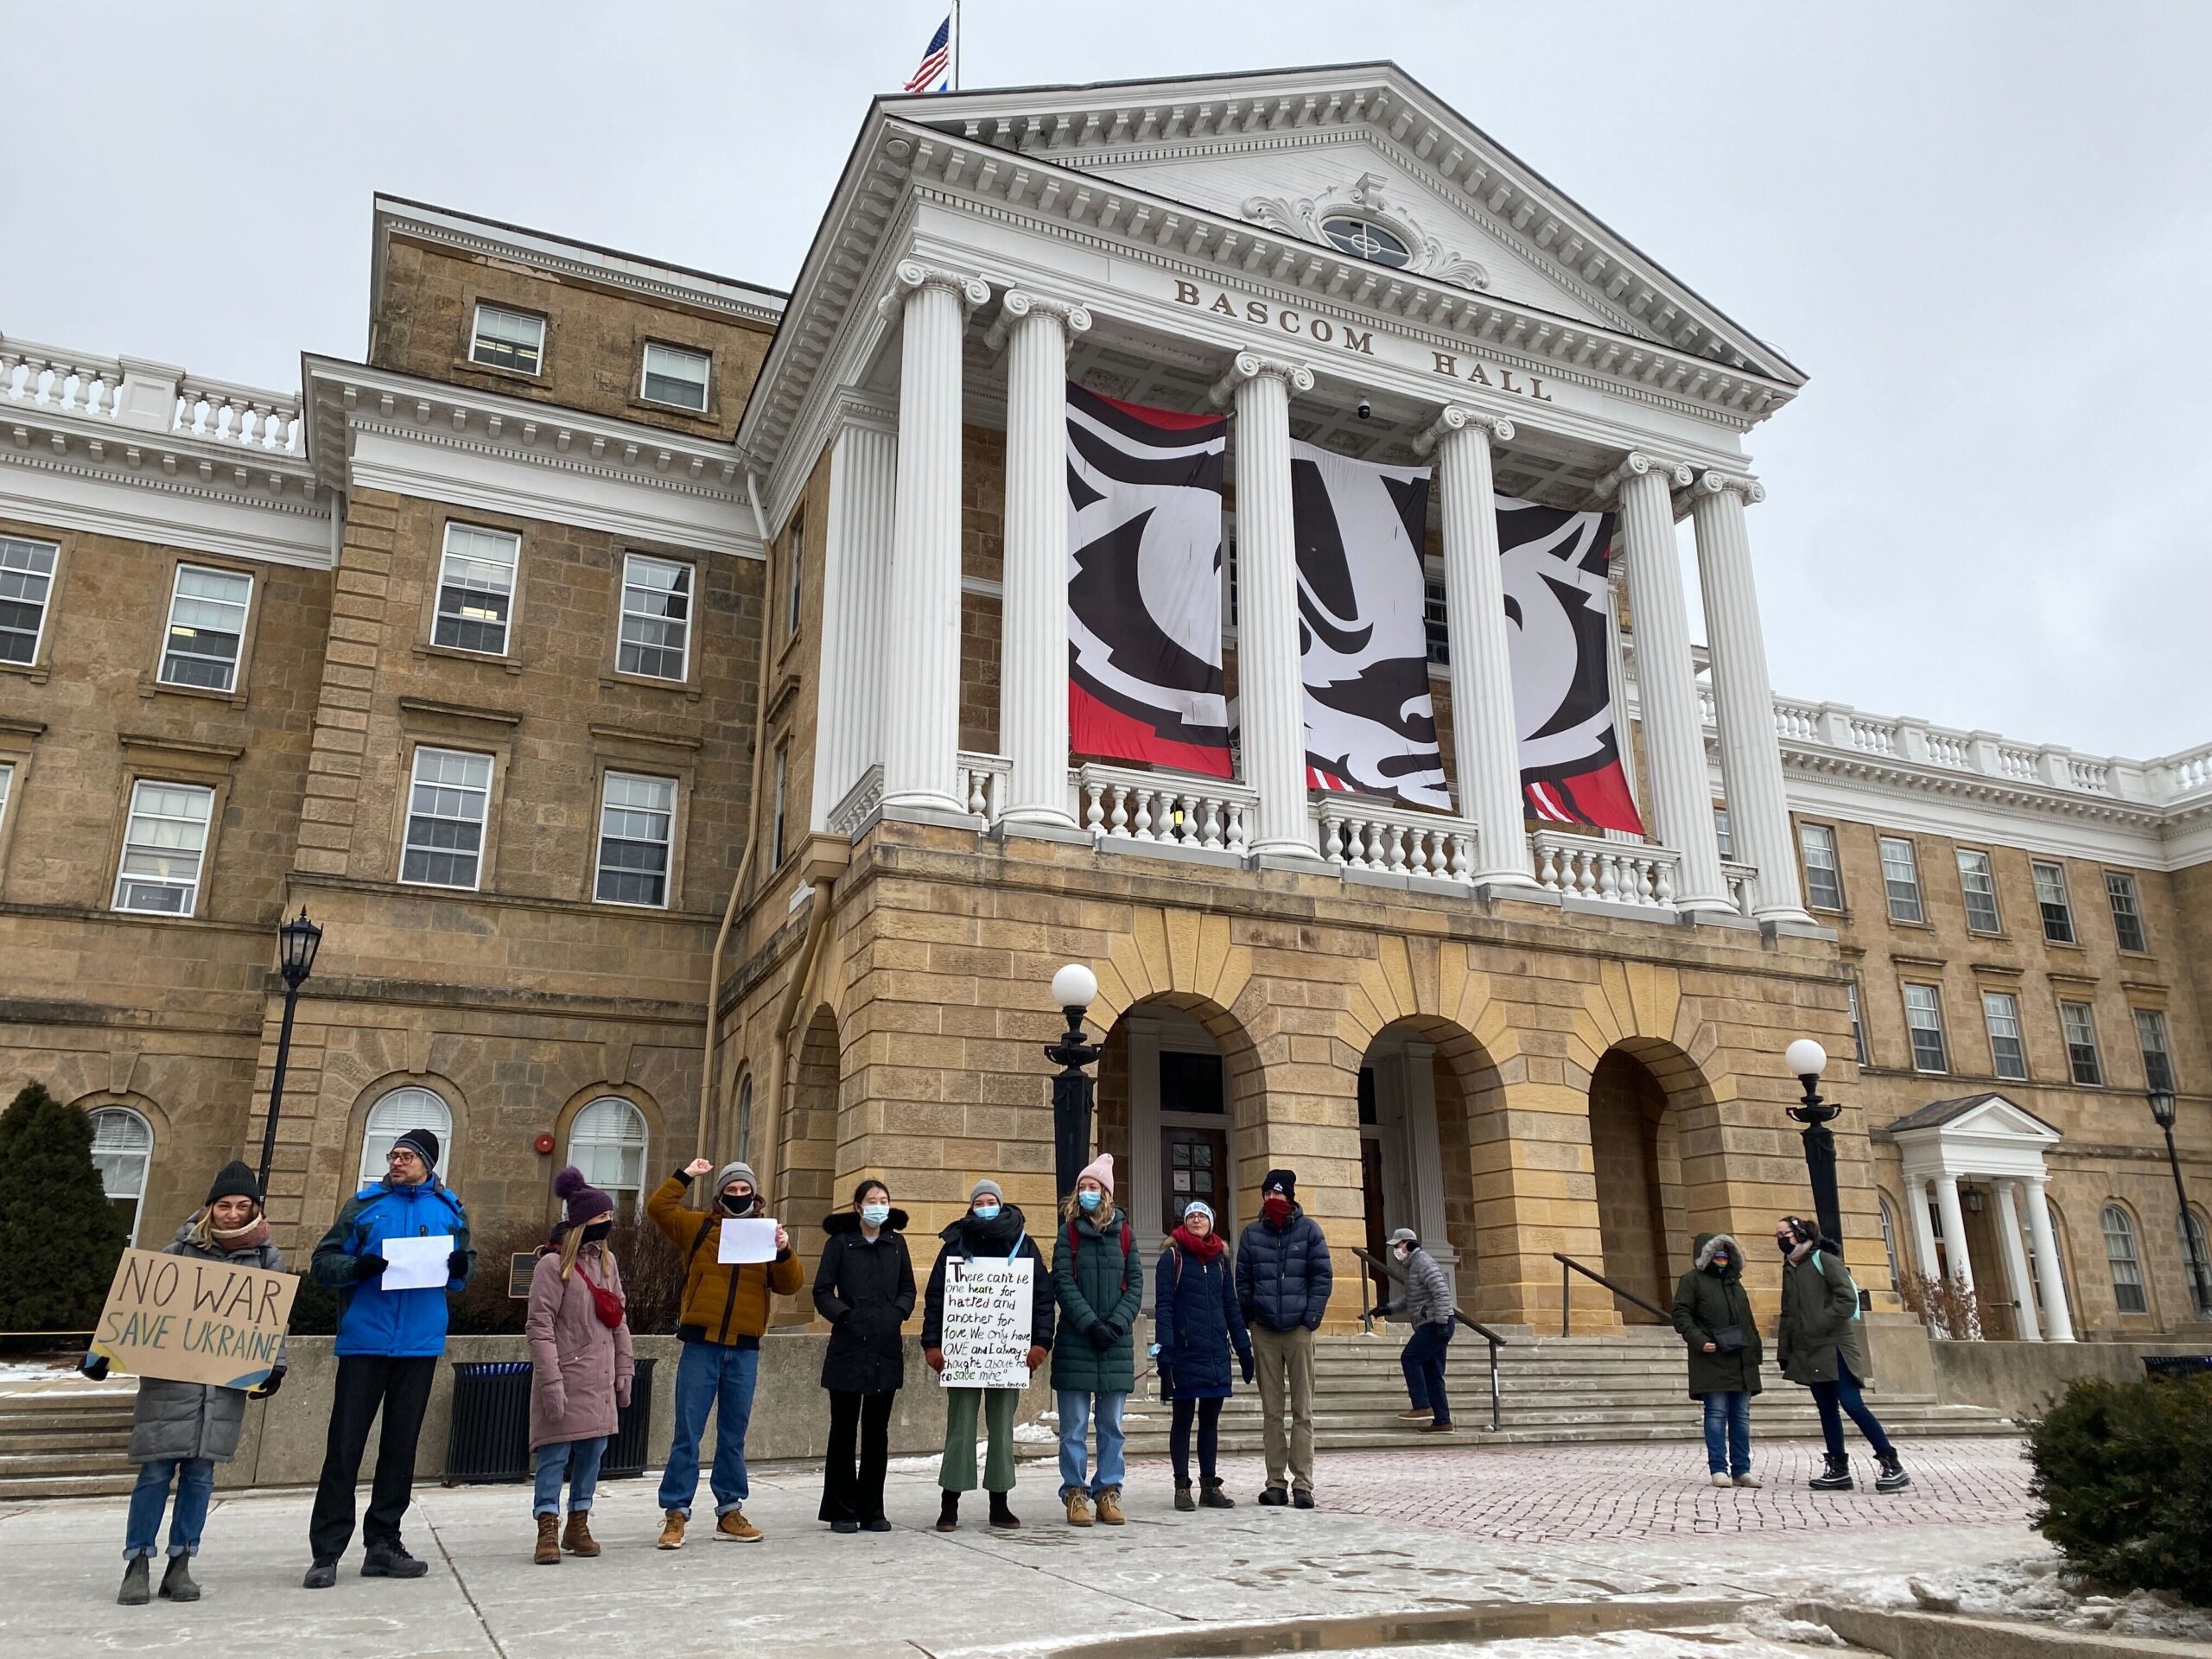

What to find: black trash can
left=444, top=1360, right=534, bottom=1484
left=2142, top=1354, right=2212, bottom=1379
left=602, top=1356, right=657, bottom=1480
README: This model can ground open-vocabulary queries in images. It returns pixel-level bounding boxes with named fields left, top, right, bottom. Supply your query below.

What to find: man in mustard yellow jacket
left=646, top=1158, right=804, bottom=1548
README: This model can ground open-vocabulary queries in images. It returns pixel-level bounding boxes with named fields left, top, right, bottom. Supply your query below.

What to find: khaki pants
left=938, top=1386, right=1020, bottom=1494
left=1250, top=1324, right=1316, bottom=1491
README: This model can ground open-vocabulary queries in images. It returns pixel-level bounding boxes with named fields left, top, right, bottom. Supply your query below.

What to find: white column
left=879, top=261, right=988, bottom=815
left=1690, top=472, right=1811, bottom=923
left=1600, top=454, right=1731, bottom=912
left=1211, top=352, right=1318, bottom=860
left=1417, top=405, right=1535, bottom=887
left=2023, top=1177, right=2075, bottom=1341
left=1995, top=1181, right=2043, bottom=1341
left=1128, top=1017, right=1165, bottom=1293
left=1402, top=1039, right=1455, bottom=1265
left=1933, top=1174, right=1976, bottom=1305
left=811, top=407, right=898, bottom=830
left=988, top=291, right=1091, bottom=825
left=1907, top=1175, right=1943, bottom=1283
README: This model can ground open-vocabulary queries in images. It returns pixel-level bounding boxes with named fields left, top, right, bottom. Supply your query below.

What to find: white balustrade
left=957, top=752, right=1010, bottom=823
left=0, top=342, right=125, bottom=416
left=175, top=375, right=303, bottom=453
left=1529, top=831, right=1681, bottom=910
left=2066, top=757, right=2111, bottom=793
left=1077, top=763, right=1255, bottom=855
left=1997, top=746, right=2039, bottom=780
left=1721, top=860, right=1760, bottom=918
left=1847, top=716, right=1897, bottom=755
left=1315, top=799, right=1478, bottom=883
left=2154, top=744, right=2212, bottom=799
left=1, top=339, right=302, bottom=452
left=1771, top=700, right=1821, bottom=742
left=1924, top=730, right=1974, bottom=769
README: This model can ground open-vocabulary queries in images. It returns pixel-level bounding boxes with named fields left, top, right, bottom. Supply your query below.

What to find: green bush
left=2027, top=1372, right=2212, bottom=1605
left=0, top=1082, right=130, bottom=1332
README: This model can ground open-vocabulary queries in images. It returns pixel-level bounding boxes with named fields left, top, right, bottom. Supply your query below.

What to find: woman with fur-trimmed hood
left=1669, top=1231, right=1763, bottom=1489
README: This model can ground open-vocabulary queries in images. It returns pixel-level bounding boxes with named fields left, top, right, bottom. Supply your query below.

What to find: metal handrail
left=1552, top=1252, right=1669, bottom=1334
left=1352, top=1245, right=1504, bottom=1432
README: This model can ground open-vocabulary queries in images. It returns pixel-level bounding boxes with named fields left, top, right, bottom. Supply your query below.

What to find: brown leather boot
left=533, top=1514, right=561, bottom=1565
left=1094, top=1486, right=1125, bottom=1525
left=1065, top=1490, right=1093, bottom=1528
left=562, top=1510, right=600, bottom=1556
left=657, top=1510, right=686, bottom=1550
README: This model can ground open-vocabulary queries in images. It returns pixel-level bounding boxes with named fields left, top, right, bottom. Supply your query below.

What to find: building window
left=401, top=747, right=493, bottom=890
left=1955, top=849, right=2001, bottom=934
left=469, top=304, right=544, bottom=375
left=785, top=513, right=805, bottom=639
left=88, top=1106, right=153, bottom=1246
left=1320, top=214, right=1412, bottom=267
left=641, top=342, right=710, bottom=412
left=1422, top=575, right=1448, bottom=665
left=1982, top=991, right=2028, bottom=1082
left=569, top=1097, right=648, bottom=1218
left=2136, top=1008, right=2176, bottom=1094
left=2101, top=1205, right=2147, bottom=1313
left=617, top=553, right=691, bottom=681
left=771, top=744, right=788, bottom=868
left=2032, top=861, right=2075, bottom=944
left=1903, top=983, right=1948, bottom=1074
left=1847, top=976, right=1870, bottom=1065
left=733, top=1073, right=753, bottom=1165
left=158, top=564, right=253, bottom=692
left=1878, top=836, right=1923, bottom=924
left=1799, top=823, right=1843, bottom=911
left=595, top=772, right=676, bottom=907
left=359, top=1086, right=454, bottom=1187
left=112, top=781, right=213, bottom=915
left=433, top=523, right=520, bottom=656
left=1877, top=1195, right=1903, bottom=1292
left=2105, top=871, right=2148, bottom=953
left=0, top=760, right=13, bottom=837
left=1, top=534, right=59, bottom=665
left=1713, top=807, right=1734, bottom=861
left=2060, top=1000, right=2103, bottom=1086
left=2183, top=1208, right=2212, bottom=1318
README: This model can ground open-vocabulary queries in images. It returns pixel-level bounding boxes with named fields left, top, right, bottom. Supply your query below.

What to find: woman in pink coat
left=526, top=1167, right=635, bottom=1564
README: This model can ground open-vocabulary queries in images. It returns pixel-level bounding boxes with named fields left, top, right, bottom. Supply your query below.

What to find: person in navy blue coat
left=1154, top=1200, right=1253, bottom=1512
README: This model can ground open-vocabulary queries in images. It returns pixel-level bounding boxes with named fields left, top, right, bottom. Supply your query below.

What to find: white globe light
left=1051, top=963, right=1098, bottom=1009
left=1784, top=1039, right=1828, bottom=1080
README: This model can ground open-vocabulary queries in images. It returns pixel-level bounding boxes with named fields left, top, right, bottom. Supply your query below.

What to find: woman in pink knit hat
left=1050, top=1154, right=1143, bottom=1527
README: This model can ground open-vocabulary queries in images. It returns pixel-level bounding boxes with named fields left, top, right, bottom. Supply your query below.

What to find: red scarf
left=1262, top=1194, right=1293, bottom=1226
left=1172, top=1224, right=1224, bottom=1262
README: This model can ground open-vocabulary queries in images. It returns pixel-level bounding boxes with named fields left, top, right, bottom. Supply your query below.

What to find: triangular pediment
left=1891, top=1092, right=2063, bottom=1145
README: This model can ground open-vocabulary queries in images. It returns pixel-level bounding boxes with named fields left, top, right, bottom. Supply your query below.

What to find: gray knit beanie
left=969, top=1178, right=1004, bottom=1205
left=715, top=1160, right=759, bottom=1192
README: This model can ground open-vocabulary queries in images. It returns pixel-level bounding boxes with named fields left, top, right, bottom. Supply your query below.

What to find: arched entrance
left=1357, top=1019, right=1497, bottom=1314
left=1586, top=1046, right=1693, bottom=1318
left=782, top=1005, right=841, bottom=1224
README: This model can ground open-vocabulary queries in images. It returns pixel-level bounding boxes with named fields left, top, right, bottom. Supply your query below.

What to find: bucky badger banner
left=1287, top=442, right=1446, bottom=806
left=1065, top=384, right=1233, bottom=777
left=1498, top=495, right=1644, bottom=834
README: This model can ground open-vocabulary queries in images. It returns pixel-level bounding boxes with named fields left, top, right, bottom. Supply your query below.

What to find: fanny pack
left=1710, top=1325, right=1746, bottom=1354
left=579, top=1264, right=626, bottom=1330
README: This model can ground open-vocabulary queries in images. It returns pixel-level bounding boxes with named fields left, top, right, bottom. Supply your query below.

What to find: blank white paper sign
left=380, top=1234, right=454, bottom=1291
left=717, top=1218, right=779, bottom=1264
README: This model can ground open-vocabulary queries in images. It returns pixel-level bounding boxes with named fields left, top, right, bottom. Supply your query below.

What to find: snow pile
left=1011, top=1419, right=1058, bottom=1444
left=1834, top=1554, right=2212, bottom=1643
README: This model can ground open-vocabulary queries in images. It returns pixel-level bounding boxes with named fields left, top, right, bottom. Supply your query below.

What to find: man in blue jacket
left=1235, top=1168, right=1332, bottom=1508
left=302, top=1127, right=474, bottom=1588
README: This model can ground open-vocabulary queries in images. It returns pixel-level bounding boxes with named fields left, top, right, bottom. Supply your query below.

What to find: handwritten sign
left=939, top=1257, right=1033, bottom=1389
left=90, top=1247, right=297, bottom=1389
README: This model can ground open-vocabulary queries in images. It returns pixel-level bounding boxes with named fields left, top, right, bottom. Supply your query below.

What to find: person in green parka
left=1669, top=1232, right=1762, bottom=1489
left=1775, top=1214, right=1910, bottom=1494
left=1051, top=1154, right=1142, bottom=1529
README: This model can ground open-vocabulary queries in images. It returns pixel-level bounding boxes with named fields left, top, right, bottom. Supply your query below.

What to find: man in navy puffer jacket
left=302, top=1126, right=474, bottom=1587
left=1235, top=1168, right=1332, bottom=1507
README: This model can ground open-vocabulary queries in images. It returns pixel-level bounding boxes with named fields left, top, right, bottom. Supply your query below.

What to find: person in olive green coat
left=1051, top=1155, right=1142, bottom=1528
left=1669, top=1233, right=1762, bottom=1489
left=1774, top=1215, right=1910, bottom=1493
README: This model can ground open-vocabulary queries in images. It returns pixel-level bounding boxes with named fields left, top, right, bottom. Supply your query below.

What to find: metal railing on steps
left=1553, top=1253, right=1670, bottom=1335
left=1351, top=1245, right=1507, bottom=1432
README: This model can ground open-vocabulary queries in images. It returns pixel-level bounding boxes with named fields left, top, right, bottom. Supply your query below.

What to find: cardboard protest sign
left=90, top=1247, right=297, bottom=1389
left=938, top=1256, right=1033, bottom=1389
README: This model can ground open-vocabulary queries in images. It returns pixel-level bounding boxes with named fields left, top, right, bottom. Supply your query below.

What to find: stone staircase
left=0, top=1373, right=140, bottom=1500
left=1118, top=1325, right=2015, bottom=1457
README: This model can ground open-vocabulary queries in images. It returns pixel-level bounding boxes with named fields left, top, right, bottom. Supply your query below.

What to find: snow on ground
left=1323, top=1632, right=1842, bottom=1659
left=1822, top=1551, right=2212, bottom=1644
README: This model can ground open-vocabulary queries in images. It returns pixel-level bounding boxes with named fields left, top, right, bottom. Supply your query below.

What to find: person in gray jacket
left=81, top=1161, right=288, bottom=1605
left=1374, top=1227, right=1456, bottom=1432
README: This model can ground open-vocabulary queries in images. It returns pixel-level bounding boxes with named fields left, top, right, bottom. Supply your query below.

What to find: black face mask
left=1707, top=1255, right=1730, bottom=1273
left=582, top=1219, right=613, bottom=1243
left=1777, top=1236, right=1796, bottom=1255
left=721, top=1192, right=758, bottom=1217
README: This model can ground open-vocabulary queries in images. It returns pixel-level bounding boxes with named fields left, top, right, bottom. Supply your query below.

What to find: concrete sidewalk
left=0, top=1443, right=2039, bottom=1658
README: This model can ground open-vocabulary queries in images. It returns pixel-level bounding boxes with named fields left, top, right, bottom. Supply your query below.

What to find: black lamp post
left=1045, top=963, right=1101, bottom=1202
left=2148, top=1085, right=2212, bottom=1318
left=256, top=906, right=323, bottom=1192
left=1785, top=1038, right=1846, bottom=1254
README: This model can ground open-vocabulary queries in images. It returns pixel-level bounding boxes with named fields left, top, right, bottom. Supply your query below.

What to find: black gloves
left=1241, top=1355, right=1255, bottom=1385
left=447, top=1250, right=468, bottom=1281
left=249, top=1369, right=285, bottom=1401
left=1086, top=1322, right=1117, bottom=1351
left=1373, top=1303, right=1394, bottom=1319
left=79, top=1352, right=111, bottom=1382
left=353, top=1253, right=387, bottom=1280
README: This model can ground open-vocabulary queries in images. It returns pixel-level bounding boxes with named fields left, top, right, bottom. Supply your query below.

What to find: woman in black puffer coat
left=813, top=1177, right=916, bottom=1531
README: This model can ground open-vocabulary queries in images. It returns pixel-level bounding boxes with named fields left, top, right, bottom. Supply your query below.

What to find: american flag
left=906, top=15, right=952, bottom=92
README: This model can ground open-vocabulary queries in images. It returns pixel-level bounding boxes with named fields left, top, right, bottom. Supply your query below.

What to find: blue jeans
left=1402, top=1323, right=1452, bottom=1424
left=124, top=1458, right=215, bottom=1560
left=532, top=1436, right=607, bottom=1518
left=658, top=1340, right=759, bottom=1518
left=1701, top=1391, right=1751, bottom=1476
left=1809, top=1357, right=1895, bottom=1461
left=1057, top=1389, right=1128, bottom=1498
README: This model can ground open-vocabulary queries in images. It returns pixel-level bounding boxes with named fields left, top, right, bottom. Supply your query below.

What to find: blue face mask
left=1077, top=1189, right=1103, bottom=1212
left=861, top=1203, right=890, bottom=1226
left=972, top=1204, right=1001, bottom=1223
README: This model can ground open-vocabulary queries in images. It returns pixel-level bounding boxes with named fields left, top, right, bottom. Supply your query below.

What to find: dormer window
left=469, top=304, right=545, bottom=375
left=1320, top=215, right=1411, bottom=268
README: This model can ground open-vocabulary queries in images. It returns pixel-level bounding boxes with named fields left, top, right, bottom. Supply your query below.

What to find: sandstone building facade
left=2, top=67, right=2205, bottom=1357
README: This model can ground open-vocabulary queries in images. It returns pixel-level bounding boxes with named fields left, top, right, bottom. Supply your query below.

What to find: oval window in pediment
left=1319, top=215, right=1412, bottom=268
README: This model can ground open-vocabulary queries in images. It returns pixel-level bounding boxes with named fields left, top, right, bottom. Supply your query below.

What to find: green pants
left=939, top=1386, right=1020, bottom=1493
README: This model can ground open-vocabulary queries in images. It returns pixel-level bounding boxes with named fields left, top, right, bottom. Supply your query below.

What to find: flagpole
left=951, top=0, right=962, bottom=90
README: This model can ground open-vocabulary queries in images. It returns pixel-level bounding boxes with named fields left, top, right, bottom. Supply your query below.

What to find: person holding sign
left=1051, top=1154, right=1142, bottom=1529
left=83, top=1160, right=287, bottom=1606
left=645, top=1157, right=800, bottom=1548
left=1154, top=1198, right=1252, bottom=1513
left=524, top=1168, right=635, bottom=1565
left=811, top=1177, right=915, bottom=1533
left=303, top=1126, right=474, bottom=1589
left=921, top=1179, right=1053, bottom=1533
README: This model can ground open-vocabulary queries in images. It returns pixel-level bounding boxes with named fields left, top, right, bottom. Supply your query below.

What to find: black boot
left=117, top=1557, right=151, bottom=1606
left=1199, top=1478, right=1236, bottom=1510
left=1173, top=1482, right=1196, bottom=1512
left=158, top=1554, right=200, bottom=1602
left=1874, top=1451, right=1911, bottom=1492
left=988, top=1492, right=1020, bottom=1529
left=935, top=1491, right=959, bottom=1534
left=1808, top=1452, right=1854, bottom=1491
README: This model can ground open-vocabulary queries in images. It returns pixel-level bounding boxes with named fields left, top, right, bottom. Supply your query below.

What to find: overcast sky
left=4, top=3, right=2205, bottom=761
